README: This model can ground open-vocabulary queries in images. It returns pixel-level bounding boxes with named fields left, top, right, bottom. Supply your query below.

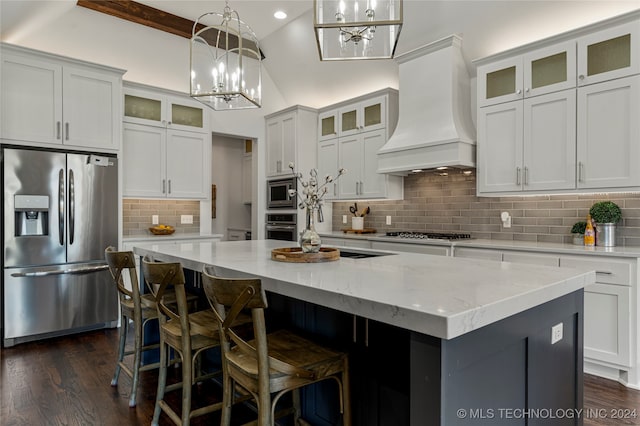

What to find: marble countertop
left=123, top=233, right=224, bottom=243
left=132, top=239, right=594, bottom=340
left=319, top=231, right=640, bottom=257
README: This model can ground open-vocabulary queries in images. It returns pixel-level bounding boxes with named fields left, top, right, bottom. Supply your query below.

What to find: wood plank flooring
left=1, top=328, right=639, bottom=425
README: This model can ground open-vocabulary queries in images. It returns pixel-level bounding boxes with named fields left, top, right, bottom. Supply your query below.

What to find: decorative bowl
left=149, top=226, right=175, bottom=235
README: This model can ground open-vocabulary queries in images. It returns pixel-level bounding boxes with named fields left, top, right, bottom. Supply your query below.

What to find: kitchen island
left=134, top=239, right=595, bottom=425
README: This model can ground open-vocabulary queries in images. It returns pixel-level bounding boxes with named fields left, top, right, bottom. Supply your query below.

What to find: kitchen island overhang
left=133, top=239, right=594, bottom=425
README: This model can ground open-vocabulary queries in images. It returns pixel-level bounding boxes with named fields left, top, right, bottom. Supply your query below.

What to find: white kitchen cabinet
left=0, top=44, right=123, bottom=151
left=453, top=247, right=503, bottom=261
left=317, top=138, right=339, bottom=200
left=476, top=14, right=640, bottom=196
left=338, top=130, right=385, bottom=199
left=502, top=251, right=560, bottom=267
left=266, top=106, right=317, bottom=178
left=318, top=110, right=339, bottom=141
left=370, top=241, right=449, bottom=256
left=123, top=123, right=208, bottom=199
left=227, top=229, right=247, bottom=241
left=577, top=75, right=640, bottom=189
left=321, top=237, right=371, bottom=249
left=477, top=89, right=576, bottom=194
left=123, top=84, right=209, bottom=133
left=337, top=94, right=387, bottom=137
left=477, top=40, right=576, bottom=107
left=317, top=88, right=401, bottom=201
left=577, top=20, right=640, bottom=87
left=583, top=283, right=631, bottom=367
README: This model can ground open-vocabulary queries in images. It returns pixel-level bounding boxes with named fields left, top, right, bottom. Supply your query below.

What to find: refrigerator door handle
left=10, top=264, right=109, bottom=278
left=58, top=169, right=65, bottom=245
left=69, top=169, right=75, bottom=245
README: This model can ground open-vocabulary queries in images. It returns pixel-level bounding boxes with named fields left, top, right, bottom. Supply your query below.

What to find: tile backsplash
left=123, top=199, right=200, bottom=236
left=332, top=173, right=640, bottom=246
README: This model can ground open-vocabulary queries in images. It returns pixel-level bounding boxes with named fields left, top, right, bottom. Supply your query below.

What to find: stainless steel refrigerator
left=2, top=146, right=119, bottom=347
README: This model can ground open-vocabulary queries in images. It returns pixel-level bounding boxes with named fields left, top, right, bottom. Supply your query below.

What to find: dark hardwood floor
left=1, top=328, right=639, bottom=425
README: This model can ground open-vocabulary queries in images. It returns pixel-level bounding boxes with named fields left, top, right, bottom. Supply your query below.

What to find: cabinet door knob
left=65, top=123, right=70, bottom=140
left=168, top=179, right=171, bottom=194
left=516, top=167, right=521, bottom=186
left=524, top=167, right=529, bottom=185
left=579, top=75, right=585, bottom=81
left=162, top=179, right=166, bottom=194
left=56, top=122, right=61, bottom=140
left=516, top=89, right=522, bottom=95
left=525, top=88, right=530, bottom=93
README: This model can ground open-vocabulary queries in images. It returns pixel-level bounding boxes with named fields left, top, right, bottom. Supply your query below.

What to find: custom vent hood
left=377, top=35, right=476, bottom=176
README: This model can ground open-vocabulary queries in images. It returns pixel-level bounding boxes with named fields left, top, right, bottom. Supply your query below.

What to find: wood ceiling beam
left=76, top=0, right=265, bottom=59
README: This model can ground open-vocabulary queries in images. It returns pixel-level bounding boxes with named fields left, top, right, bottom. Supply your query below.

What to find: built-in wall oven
left=265, top=213, right=297, bottom=241
left=267, top=177, right=297, bottom=209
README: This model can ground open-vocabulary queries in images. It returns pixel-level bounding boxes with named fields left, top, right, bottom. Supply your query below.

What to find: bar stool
left=142, top=256, right=251, bottom=426
left=201, top=266, right=352, bottom=426
left=105, top=247, right=161, bottom=408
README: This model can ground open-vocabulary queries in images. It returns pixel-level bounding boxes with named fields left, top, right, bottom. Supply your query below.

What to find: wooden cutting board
left=342, top=228, right=377, bottom=234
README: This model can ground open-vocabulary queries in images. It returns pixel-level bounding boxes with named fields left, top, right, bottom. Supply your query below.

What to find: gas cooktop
left=385, top=231, right=472, bottom=240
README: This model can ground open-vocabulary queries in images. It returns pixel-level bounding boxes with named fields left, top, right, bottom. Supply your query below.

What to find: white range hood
left=377, top=35, right=476, bottom=176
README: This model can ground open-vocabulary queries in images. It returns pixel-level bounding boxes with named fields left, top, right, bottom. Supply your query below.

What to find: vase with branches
left=288, top=162, right=346, bottom=252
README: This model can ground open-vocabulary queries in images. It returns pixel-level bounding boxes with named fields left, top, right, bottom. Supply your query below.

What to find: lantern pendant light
left=314, top=0, right=403, bottom=60
left=190, top=1, right=262, bottom=110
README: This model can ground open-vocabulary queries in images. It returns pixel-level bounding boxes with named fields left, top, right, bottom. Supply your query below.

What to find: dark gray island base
left=267, top=289, right=583, bottom=426
left=133, top=240, right=591, bottom=426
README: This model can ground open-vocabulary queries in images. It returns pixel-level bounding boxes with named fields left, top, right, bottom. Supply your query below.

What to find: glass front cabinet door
left=338, top=95, right=387, bottom=137
left=318, top=110, right=338, bottom=141
left=478, top=41, right=576, bottom=107
left=577, top=21, right=639, bottom=86
left=124, top=88, right=208, bottom=133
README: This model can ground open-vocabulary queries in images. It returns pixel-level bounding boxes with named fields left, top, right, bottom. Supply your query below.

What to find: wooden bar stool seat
left=142, top=257, right=251, bottom=426
left=202, top=266, right=351, bottom=426
left=105, top=247, right=161, bottom=408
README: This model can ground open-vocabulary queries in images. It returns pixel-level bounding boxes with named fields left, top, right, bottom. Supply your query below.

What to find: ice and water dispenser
left=14, top=195, right=49, bottom=236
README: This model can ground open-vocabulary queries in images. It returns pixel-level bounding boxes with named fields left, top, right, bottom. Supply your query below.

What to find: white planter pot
left=572, top=234, right=584, bottom=245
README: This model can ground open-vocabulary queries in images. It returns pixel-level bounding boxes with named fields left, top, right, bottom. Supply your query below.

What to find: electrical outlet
left=551, top=323, right=563, bottom=344
left=152, top=215, right=159, bottom=225
left=181, top=214, right=193, bottom=224
left=342, top=215, right=347, bottom=224
left=386, top=215, right=392, bottom=225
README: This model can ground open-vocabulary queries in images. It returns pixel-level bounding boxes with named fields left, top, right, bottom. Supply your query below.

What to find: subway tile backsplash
left=123, top=199, right=200, bottom=236
left=331, top=173, right=640, bottom=246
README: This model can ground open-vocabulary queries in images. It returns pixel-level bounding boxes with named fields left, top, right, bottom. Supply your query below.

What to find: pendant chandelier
left=314, top=0, right=403, bottom=61
left=190, top=1, right=262, bottom=110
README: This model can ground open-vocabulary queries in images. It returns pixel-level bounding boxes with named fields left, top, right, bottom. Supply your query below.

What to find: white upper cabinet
left=123, top=85, right=209, bottom=133
left=577, top=75, right=640, bottom=189
left=317, top=88, right=402, bottom=201
left=265, top=106, right=318, bottom=180
left=122, top=84, right=211, bottom=200
left=123, top=123, right=208, bottom=199
left=577, top=20, right=640, bottom=86
left=1, top=44, right=123, bottom=151
left=478, top=41, right=576, bottom=107
left=476, top=13, right=640, bottom=195
left=317, top=138, right=339, bottom=200
left=337, top=95, right=387, bottom=137
left=265, top=110, right=296, bottom=177
left=318, top=110, right=339, bottom=142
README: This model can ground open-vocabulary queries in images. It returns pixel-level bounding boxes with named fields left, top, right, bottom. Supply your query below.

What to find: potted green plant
left=570, top=221, right=587, bottom=245
left=589, top=201, right=622, bottom=247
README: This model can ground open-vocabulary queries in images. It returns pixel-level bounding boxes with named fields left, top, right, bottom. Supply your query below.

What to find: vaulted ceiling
left=2, top=1, right=639, bottom=109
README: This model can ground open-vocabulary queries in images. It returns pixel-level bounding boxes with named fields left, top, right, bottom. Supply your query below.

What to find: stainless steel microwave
left=267, top=177, right=297, bottom=209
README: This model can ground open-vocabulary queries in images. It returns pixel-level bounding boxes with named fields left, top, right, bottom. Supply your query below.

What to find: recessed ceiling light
left=436, top=166, right=448, bottom=170
left=274, top=10, right=287, bottom=19
left=411, top=169, right=423, bottom=173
